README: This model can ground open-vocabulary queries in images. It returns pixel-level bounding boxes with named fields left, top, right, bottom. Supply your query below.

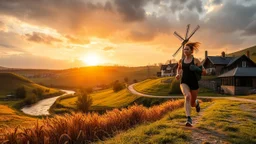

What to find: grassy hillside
left=0, top=105, right=36, bottom=133
left=3, top=66, right=160, bottom=88
left=52, top=88, right=139, bottom=113
left=134, top=77, right=215, bottom=96
left=227, top=45, right=256, bottom=63
left=134, top=77, right=173, bottom=96
left=101, top=99, right=256, bottom=144
left=1, top=100, right=184, bottom=143
left=0, top=73, right=59, bottom=98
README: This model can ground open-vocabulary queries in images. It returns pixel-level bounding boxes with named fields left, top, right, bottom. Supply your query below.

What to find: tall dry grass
left=1, top=99, right=184, bottom=143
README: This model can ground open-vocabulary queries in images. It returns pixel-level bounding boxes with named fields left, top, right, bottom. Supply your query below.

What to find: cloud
left=204, top=1, right=256, bottom=33
left=103, top=46, right=114, bottom=51
left=65, top=35, right=90, bottom=45
left=0, top=53, right=84, bottom=69
left=187, top=0, right=204, bottom=13
left=0, top=21, right=8, bottom=32
left=244, top=20, right=256, bottom=36
left=0, top=43, right=16, bottom=49
left=114, top=0, right=147, bottom=22
left=25, top=32, right=62, bottom=45
left=212, top=0, right=222, bottom=5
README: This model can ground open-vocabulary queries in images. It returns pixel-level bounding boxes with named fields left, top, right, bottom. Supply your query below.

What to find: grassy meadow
left=0, top=100, right=184, bottom=143
left=51, top=88, right=139, bottom=114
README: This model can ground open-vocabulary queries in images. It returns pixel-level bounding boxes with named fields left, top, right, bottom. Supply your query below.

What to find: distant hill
left=3, top=66, right=160, bottom=88
left=0, top=73, right=59, bottom=97
left=227, top=45, right=256, bottom=63
left=0, top=66, right=7, bottom=70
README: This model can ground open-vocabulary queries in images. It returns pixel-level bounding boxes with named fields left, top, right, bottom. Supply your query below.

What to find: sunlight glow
left=80, top=53, right=101, bottom=66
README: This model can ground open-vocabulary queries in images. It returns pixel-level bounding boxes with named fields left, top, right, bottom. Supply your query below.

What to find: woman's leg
left=180, top=84, right=191, bottom=117
left=190, top=89, right=199, bottom=107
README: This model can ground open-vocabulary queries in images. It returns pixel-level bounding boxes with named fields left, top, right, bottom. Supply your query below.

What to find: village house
left=203, top=50, right=256, bottom=95
left=203, top=51, right=255, bottom=75
left=218, top=67, right=256, bottom=95
left=158, top=62, right=178, bottom=77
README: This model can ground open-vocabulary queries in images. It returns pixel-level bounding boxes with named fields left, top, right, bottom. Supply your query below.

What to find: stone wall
left=199, top=79, right=220, bottom=91
left=221, top=85, right=235, bottom=95
left=235, top=86, right=252, bottom=95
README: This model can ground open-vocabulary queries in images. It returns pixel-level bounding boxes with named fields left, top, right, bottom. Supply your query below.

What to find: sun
left=80, top=53, right=101, bottom=66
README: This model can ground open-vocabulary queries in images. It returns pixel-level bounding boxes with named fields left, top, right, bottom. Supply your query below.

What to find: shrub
left=24, top=93, right=37, bottom=105
left=169, top=79, right=182, bottom=94
left=124, top=77, right=129, bottom=83
left=113, top=80, right=125, bottom=92
left=15, top=86, right=26, bottom=98
left=32, top=88, right=44, bottom=98
left=76, top=91, right=93, bottom=113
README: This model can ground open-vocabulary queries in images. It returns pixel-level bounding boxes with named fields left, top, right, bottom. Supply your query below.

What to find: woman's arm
left=194, top=58, right=206, bottom=75
left=176, top=59, right=182, bottom=80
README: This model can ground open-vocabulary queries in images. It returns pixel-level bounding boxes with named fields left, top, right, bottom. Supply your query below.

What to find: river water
left=21, top=90, right=75, bottom=116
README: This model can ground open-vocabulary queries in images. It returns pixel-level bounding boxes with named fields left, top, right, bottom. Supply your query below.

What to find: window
left=242, top=61, right=246, bottom=67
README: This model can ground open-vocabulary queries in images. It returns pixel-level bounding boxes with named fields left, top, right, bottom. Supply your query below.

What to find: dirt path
left=186, top=103, right=229, bottom=144
left=128, top=84, right=256, bottom=143
left=128, top=84, right=256, bottom=103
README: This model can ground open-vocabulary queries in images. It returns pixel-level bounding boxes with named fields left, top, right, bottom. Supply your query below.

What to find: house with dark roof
left=218, top=67, right=256, bottom=95
left=159, top=63, right=178, bottom=77
left=203, top=51, right=256, bottom=75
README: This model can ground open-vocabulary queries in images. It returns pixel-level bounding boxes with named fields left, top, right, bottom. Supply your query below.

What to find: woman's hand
left=175, top=74, right=180, bottom=80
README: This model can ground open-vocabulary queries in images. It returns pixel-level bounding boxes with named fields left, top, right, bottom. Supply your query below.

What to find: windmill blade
left=185, top=24, right=190, bottom=40
left=174, top=31, right=185, bottom=41
left=187, top=25, right=200, bottom=40
left=172, top=45, right=183, bottom=57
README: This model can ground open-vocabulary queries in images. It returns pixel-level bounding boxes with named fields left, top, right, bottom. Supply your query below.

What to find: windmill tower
left=173, top=24, right=200, bottom=59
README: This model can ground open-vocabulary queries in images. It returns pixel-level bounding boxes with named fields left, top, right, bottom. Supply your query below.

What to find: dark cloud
left=170, top=0, right=188, bottom=13
left=0, top=0, right=114, bottom=36
left=65, top=35, right=90, bottom=44
left=212, top=0, right=222, bottom=5
left=244, top=20, right=256, bottom=36
left=103, top=46, right=114, bottom=51
left=114, top=0, right=147, bottom=22
left=187, top=0, right=203, bottom=13
left=205, top=1, right=256, bottom=33
left=25, top=32, right=62, bottom=45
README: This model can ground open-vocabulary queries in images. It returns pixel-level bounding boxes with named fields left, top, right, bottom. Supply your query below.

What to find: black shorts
left=181, top=82, right=199, bottom=90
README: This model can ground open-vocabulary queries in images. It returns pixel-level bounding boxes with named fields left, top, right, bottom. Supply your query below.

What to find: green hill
left=5, top=66, right=160, bottom=88
left=0, top=73, right=59, bottom=98
left=227, top=45, right=256, bottom=63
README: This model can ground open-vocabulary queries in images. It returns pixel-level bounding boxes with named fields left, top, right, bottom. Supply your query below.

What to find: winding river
left=21, top=90, right=75, bottom=116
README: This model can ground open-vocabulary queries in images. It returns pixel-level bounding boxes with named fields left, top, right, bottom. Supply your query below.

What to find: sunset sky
left=0, top=0, right=256, bottom=69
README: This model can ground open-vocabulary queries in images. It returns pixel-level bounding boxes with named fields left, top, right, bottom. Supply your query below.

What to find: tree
left=76, top=91, right=93, bottom=113
left=124, top=77, right=129, bottom=83
left=15, top=86, right=26, bottom=98
left=113, top=80, right=124, bottom=92
left=32, top=88, right=44, bottom=99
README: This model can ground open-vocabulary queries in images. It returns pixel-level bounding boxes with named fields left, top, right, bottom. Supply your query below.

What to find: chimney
left=246, top=51, right=250, bottom=58
left=221, top=51, right=225, bottom=58
left=205, top=50, right=208, bottom=59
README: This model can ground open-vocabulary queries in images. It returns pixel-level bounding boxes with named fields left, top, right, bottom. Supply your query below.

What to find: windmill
left=173, top=24, right=200, bottom=59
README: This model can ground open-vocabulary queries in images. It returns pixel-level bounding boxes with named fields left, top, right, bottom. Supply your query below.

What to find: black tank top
left=181, top=57, right=198, bottom=84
